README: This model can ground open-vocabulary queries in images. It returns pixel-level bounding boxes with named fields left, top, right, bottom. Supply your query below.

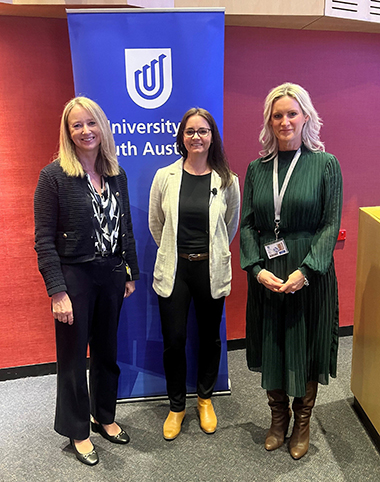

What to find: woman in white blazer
left=149, top=108, right=240, bottom=440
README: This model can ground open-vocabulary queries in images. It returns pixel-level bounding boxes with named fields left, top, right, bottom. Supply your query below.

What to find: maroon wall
left=224, top=26, right=380, bottom=338
left=0, top=16, right=74, bottom=368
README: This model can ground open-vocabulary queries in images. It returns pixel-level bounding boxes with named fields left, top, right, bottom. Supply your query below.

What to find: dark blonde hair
left=58, top=96, right=119, bottom=177
left=176, top=107, right=234, bottom=189
left=259, top=83, right=325, bottom=159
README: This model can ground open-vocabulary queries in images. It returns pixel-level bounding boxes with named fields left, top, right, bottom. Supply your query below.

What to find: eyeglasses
left=184, top=128, right=212, bottom=138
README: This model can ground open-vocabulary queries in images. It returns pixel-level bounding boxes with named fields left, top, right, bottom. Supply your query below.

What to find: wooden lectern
left=351, top=206, right=380, bottom=443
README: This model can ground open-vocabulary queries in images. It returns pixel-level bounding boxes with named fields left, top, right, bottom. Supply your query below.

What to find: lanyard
left=273, top=147, right=302, bottom=240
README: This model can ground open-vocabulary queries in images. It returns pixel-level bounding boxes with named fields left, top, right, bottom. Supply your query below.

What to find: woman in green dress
left=240, top=83, right=342, bottom=460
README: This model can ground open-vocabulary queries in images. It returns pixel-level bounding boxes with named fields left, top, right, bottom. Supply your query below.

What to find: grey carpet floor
left=0, top=336, right=379, bottom=482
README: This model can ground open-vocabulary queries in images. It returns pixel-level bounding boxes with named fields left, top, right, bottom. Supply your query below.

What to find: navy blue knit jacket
left=34, top=160, right=139, bottom=296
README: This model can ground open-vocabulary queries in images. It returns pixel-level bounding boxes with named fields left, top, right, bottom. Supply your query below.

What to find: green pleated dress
left=240, top=145, right=343, bottom=397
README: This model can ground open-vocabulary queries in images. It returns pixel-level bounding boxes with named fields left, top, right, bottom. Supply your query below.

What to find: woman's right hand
left=257, top=269, right=284, bottom=292
left=52, top=291, right=74, bottom=325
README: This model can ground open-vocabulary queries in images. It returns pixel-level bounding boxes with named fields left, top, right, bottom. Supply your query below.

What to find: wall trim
left=338, top=325, right=353, bottom=337
left=0, top=326, right=353, bottom=381
left=0, top=362, right=57, bottom=382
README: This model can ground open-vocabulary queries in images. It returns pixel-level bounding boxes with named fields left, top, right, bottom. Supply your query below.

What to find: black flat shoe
left=91, top=421, right=130, bottom=444
left=70, top=439, right=99, bottom=466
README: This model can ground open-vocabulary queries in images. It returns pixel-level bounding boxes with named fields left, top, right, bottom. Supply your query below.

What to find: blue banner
left=67, top=8, right=228, bottom=399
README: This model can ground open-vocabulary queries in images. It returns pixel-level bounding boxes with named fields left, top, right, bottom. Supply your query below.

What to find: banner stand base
left=117, top=380, right=231, bottom=404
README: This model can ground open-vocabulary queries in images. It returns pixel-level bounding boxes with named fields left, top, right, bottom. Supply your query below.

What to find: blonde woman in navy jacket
left=149, top=108, right=240, bottom=440
left=34, top=97, right=139, bottom=466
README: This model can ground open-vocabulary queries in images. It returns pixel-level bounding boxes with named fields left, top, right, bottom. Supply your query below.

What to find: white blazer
left=149, top=158, right=240, bottom=299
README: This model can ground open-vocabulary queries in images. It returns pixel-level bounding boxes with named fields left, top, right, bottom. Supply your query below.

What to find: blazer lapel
left=167, top=159, right=183, bottom=235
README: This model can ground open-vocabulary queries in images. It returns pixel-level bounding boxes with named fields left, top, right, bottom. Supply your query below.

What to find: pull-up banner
left=66, top=8, right=228, bottom=400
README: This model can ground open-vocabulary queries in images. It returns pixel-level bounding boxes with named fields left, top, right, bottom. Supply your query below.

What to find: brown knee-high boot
left=265, top=390, right=291, bottom=451
left=289, top=381, right=318, bottom=460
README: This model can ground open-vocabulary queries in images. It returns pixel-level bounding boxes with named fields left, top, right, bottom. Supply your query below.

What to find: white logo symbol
left=125, top=49, right=172, bottom=109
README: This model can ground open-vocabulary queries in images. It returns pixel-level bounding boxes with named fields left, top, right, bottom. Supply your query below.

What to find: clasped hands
left=257, top=269, right=306, bottom=294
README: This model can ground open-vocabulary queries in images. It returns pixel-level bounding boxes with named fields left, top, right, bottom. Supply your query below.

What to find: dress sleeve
left=240, top=161, right=265, bottom=277
left=299, top=155, right=343, bottom=276
left=148, top=170, right=165, bottom=247
left=34, top=168, right=67, bottom=296
left=224, top=174, right=241, bottom=244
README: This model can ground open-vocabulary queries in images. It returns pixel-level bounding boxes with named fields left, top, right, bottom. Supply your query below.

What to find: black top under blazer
left=34, top=160, right=139, bottom=296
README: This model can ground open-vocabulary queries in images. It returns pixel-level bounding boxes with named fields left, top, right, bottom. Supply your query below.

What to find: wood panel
left=174, top=0, right=324, bottom=16
left=2, top=0, right=380, bottom=34
left=351, top=207, right=380, bottom=436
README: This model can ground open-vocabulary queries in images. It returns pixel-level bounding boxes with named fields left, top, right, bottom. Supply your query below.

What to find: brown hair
left=176, top=107, right=234, bottom=189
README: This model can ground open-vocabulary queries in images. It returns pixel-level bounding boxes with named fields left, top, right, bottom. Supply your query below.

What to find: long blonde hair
left=259, top=83, right=325, bottom=159
left=58, top=96, right=119, bottom=177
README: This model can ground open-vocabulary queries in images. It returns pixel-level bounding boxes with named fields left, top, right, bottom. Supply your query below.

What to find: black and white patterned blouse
left=86, top=174, right=120, bottom=255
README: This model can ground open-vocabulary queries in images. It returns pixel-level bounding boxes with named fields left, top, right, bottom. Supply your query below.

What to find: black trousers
left=158, top=257, right=225, bottom=412
left=54, top=256, right=126, bottom=440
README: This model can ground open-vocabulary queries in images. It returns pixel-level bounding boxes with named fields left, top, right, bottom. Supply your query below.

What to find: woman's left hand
left=277, top=269, right=306, bottom=294
left=124, top=281, right=136, bottom=298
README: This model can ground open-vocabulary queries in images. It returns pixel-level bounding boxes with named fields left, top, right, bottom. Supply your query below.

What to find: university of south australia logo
left=125, top=48, right=172, bottom=109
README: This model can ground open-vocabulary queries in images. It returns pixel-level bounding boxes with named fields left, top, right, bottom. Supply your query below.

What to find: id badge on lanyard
left=264, top=238, right=289, bottom=259
left=264, top=148, right=302, bottom=260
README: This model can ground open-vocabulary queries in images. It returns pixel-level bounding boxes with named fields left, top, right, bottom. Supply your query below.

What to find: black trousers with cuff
left=158, top=257, right=225, bottom=412
left=54, top=256, right=126, bottom=440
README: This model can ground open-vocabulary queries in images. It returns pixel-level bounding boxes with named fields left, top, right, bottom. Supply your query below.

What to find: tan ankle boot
left=163, top=410, right=185, bottom=440
left=197, top=397, right=217, bottom=434
left=265, top=389, right=291, bottom=451
left=289, top=381, right=318, bottom=459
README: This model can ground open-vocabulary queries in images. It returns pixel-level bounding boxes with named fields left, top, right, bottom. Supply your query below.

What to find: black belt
left=178, top=253, right=209, bottom=261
